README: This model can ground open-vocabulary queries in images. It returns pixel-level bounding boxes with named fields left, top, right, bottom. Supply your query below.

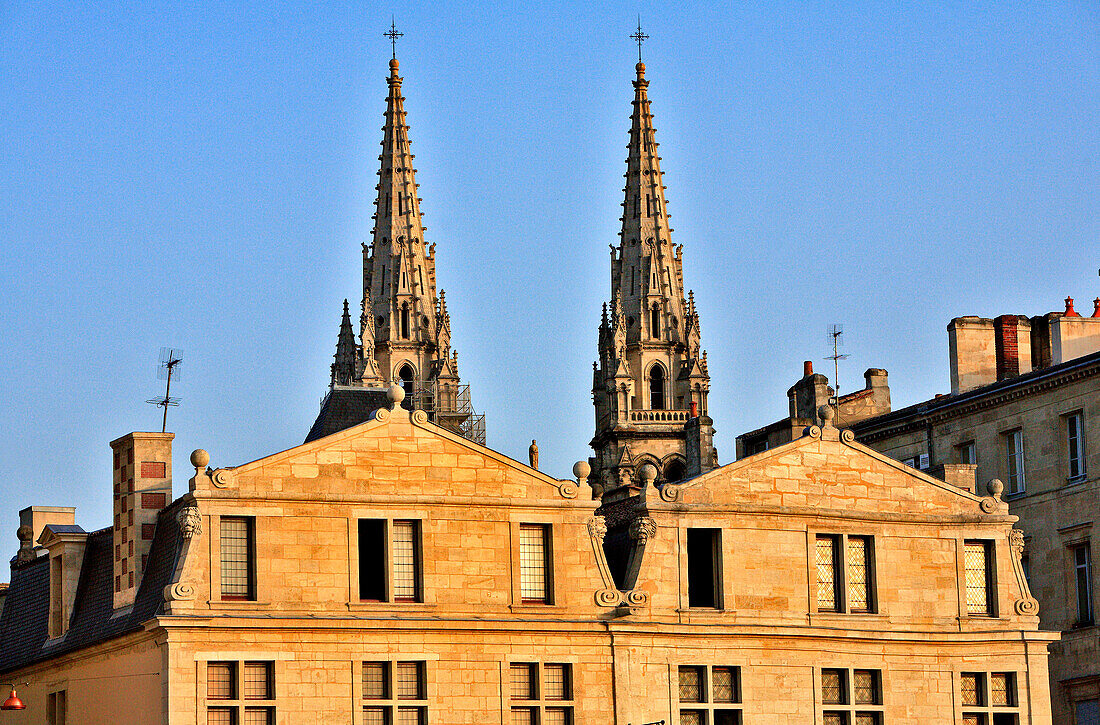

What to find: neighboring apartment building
left=0, top=51, right=1062, bottom=724
left=737, top=298, right=1100, bottom=725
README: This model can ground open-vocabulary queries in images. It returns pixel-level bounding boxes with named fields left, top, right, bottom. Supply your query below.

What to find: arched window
left=400, top=303, right=410, bottom=339
left=650, top=303, right=661, bottom=339
left=398, top=364, right=415, bottom=410
left=664, top=458, right=686, bottom=484
left=649, top=365, right=666, bottom=410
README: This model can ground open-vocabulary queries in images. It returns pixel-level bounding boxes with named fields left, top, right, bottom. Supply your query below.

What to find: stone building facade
left=0, top=54, right=1062, bottom=724
left=736, top=297, right=1100, bottom=724
left=0, top=390, right=1057, bottom=723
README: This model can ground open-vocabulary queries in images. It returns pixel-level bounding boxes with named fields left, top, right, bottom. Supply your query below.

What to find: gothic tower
left=315, top=56, right=484, bottom=445
left=590, top=60, right=717, bottom=501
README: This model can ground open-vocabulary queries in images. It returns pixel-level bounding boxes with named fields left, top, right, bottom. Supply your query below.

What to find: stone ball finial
left=387, top=384, right=406, bottom=408
left=818, top=404, right=836, bottom=423
left=389, top=57, right=399, bottom=71
left=639, top=463, right=658, bottom=487
left=17, top=524, right=32, bottom=543
left=636, top=61, right=645, bottom=74
left=573, top=460, right=591, bottom=480
left=987, top=478, right=1005, bottom=498
left=190, top=449, right=210, bottom=468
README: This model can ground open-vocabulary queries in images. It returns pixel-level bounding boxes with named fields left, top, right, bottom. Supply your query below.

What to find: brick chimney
left=110, top=432, right=173, bottom=609
left=993, top=315, right=1032, bottom=381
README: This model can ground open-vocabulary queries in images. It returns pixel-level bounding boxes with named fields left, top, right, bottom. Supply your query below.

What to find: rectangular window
left=519, top=524, right=551, bottom=603
left=1005, top=430, right=1025, bottom=494
left=1068, top=412, right=1087, bottom=481
left=46, top=690, right=67, bottom=725
left=678, top=665, right=741, bottom=724
left=687, top=528, right=721, bottom=608
left=511, top=662, right=574, bottom=723
left=220, top=517, right=255, bottom=601
left=964, top=540, right=994, bottom=616
left=207, top=661, right=275, bottom=724
left=817, top=535, right=840, bottom=612
left=847, top=536, right=873, bottom=612
left=1075, top=543, right=1094, bottom=626
left=359, top=519, right=386, bottom=601
left=958, top=441, right=976, bottom=466
left=962, top=671, right=1019, bottom=723
left=1077, top=700, right=1100, bottom=725
left=817, top=534, right=876, bottom=613
left=391, top=520, right=420, bottom=602
left=362, top=661, right=427, bottom=722
left=822, top=668, right=883, bottom=723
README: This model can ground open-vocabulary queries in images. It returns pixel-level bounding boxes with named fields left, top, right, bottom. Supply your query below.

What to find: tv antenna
left=825, top=324, right=849, bottom=411
left=146, top=347, right=183, bottom=433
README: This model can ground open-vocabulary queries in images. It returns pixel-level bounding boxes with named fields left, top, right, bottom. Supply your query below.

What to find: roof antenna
left=825, top=324, right=849, bottom=420
left=146, top=347, right=183, bottom=433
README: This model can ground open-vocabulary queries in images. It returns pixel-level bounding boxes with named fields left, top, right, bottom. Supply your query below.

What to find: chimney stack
left=993, top=315, right=1033, bottom=382
left=110, top=432, right=173, bottom=609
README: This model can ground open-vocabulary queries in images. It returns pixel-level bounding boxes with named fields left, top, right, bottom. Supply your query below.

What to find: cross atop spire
left=630, top=18, right=649, bottom=64
left=384, top=17, right=403, bottom=60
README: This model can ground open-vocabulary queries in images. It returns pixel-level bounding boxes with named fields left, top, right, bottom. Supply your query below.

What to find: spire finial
left=630, top=18, right=649, bottom=66
left=384, top=17, right=403, bottom=61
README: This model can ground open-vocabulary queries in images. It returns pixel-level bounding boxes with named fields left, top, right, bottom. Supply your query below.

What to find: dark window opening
left=400, top=304, right=410, bottom=339
left=664, top=459, right=686, bottom=483
left=651, top=304, right=661, bottom=339
left=687, top=528, right=720, bottom=608
left=398, top=364, right=415, bottom=410
left=359, top=519, right=386, bottom=601
left=650, top=366, right=666, bottom=410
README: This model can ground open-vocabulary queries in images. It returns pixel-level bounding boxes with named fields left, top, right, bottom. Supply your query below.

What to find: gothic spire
left=332, top=299, right=358, bottom=386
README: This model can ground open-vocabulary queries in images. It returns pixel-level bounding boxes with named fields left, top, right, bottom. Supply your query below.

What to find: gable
left=661, top=430, right=1000, bottom=519
left=203, top=406, right=582, bottom=504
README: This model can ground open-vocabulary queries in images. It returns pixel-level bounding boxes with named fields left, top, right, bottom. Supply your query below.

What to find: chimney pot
left=803, top=360, right=813, bottom=376
left=1065, top=296, right=1082, bottom=317
left=1093, top=298, right=1100, bottom=318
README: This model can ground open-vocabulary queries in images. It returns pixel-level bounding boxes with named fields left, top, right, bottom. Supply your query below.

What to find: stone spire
left=319, top=56, right=484, bottom=445
left=331, top=299, right=358, bottom=386
left=590, top=60, right=715, bottom=501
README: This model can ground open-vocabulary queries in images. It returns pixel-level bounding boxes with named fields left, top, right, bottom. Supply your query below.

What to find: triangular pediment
left=659, top=431, right=1002, bottom=520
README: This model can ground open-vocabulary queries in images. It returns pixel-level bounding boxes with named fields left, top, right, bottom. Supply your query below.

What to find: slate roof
left=305, top=386, right=390, bottom=443
left=0, top=497, right=185, bottom=675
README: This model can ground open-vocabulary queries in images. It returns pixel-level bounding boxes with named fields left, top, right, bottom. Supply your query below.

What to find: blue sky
left=1, top=3, right=1098, bottom=538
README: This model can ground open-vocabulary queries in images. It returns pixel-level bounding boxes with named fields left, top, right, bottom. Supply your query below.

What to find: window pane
left=519, top=525, right=548, bottom=602
left=714, top=711, right=741, bottom=725
left=817, top=536, right=839, bottom=611
left=207, top=662, right=235, bottom=700
left=396, top=707, right=425, bottom=725
left=510, top=707, right=537, bottom=725
left=243, top=708, right=273, bottom=725
left=392, top=521, right=419, bottom=602
left=963, top=716, right=986, bottom=725
left=544, top=663, right=570, bottom=700
left=679, top=666, right=704, bottom=703
left=207, top=708, right=236, bottom=725
left=962, top=672, right=984, bottom=706
left=823, top=714, right=847, bottom=725
left=853, top=669, right=879, bottom=705
left=848, top=537, right=872, bottom=612
left=991, top=672, right=1013, bottom=706
left=221, top=517, right=253, bottom=599
left=713, top=666, right=737, bottom=703
left=359, top=519, right=386, bottom=601
left=363, top=707, right=391, bottom=725
left=1076, top=544, right=1094, bottom=625
left=687, top=529, right=720, bottom=608
left=511, top=663, right=537, bottom=700
left=855, top=714, right=881, bottom=725
left=243, top=662, right=273, bottom=700
left=679, top=711, right=704, bottom=725
left=1077, top=700, right=1100, bottom=725
left=1068, top=414, right=1085, bottom=479
left=964, top=542, right=992, bottom=615
left=545, top=707, right=573, bottom=725
left=363, top=662, right=389, bottom=699
left=821, top=668, right=846, bottom=705
left=395, top=661, right=424, bottom=700
left=1006, top=431, right=1025, bottom=494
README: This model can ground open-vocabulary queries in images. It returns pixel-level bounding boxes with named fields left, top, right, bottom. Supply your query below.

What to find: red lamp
left=1, top=684, right=26, bottom=711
